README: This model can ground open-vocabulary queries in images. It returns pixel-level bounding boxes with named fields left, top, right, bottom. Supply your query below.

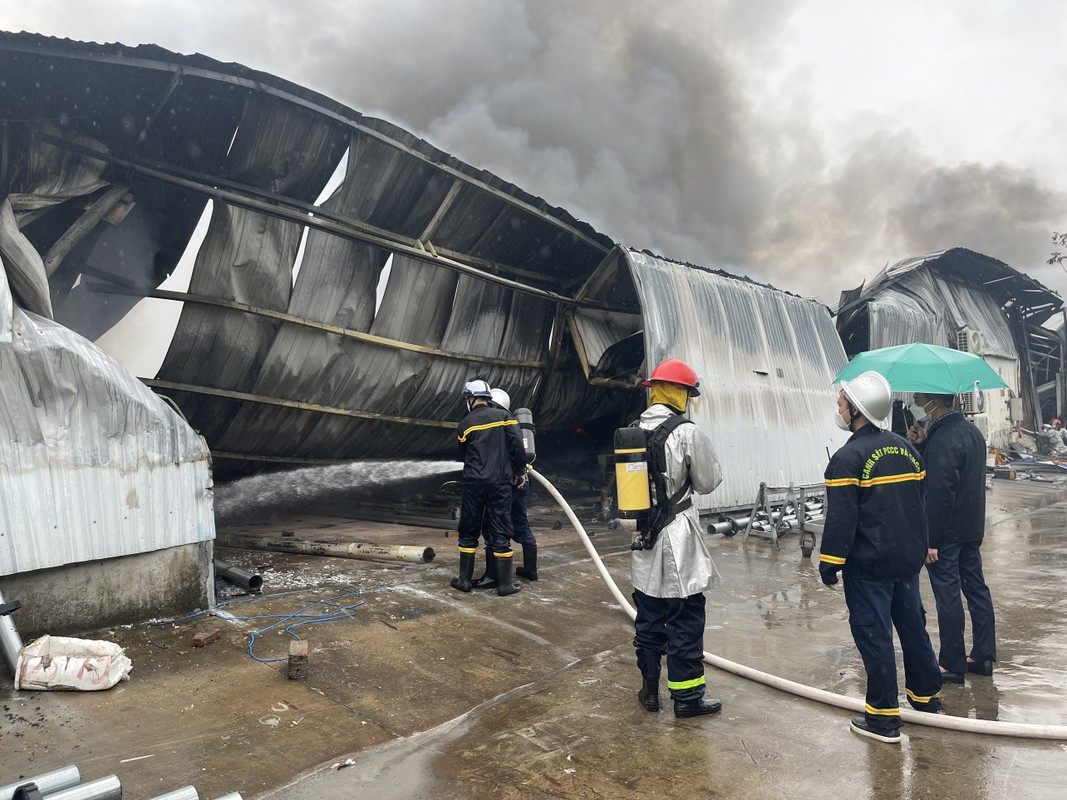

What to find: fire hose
left=528, top=467, right=1067, bottom=740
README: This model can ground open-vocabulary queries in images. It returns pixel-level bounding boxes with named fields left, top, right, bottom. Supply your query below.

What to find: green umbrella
left=833, top=342, right=1008, bottom=393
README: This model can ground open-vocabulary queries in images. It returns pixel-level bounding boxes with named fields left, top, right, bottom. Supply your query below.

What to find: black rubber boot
left=450, top=551, right=476, bottom=593
left=638, top=675, right=661, bottom=712
left=495, top=555, right=521, bottom=596
left=471, top=547, right=498, bottom=589
left=674, top=697, right=722, bottom=718
left=515, top=543, right=538, bottom=581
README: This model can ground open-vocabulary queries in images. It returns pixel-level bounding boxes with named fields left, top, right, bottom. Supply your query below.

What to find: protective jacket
left=457, top=404, right=526, bottom=484
left=914, top=412, right=986, bottom=548
left=631, top=404, right=723, bottom=598
left=819, top=424, right=927, bottom=583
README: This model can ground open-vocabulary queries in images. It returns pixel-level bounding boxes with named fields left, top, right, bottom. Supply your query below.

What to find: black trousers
left=458, top=482, right=514, bottom=553
left=632, top=589, right=707, bottom=702
left=510, top=482, right=536, bottom=546
left=926, top=541, right=997, bottom=674
left=844, top=573, right=943, bottom=732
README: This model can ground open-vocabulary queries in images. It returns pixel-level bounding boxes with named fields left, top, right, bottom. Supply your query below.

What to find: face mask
left=909, top=401, right=933, bottom=424
left=833, top=409, right=851, bottom=431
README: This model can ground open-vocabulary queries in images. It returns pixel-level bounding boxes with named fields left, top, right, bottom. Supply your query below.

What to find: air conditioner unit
left=956, top=327, right=985, bottom=356
left=960, top=389, right=985, bottom=415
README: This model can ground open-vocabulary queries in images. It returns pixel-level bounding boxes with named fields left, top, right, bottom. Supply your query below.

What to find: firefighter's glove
left=819, top=563, right=841, bottom=586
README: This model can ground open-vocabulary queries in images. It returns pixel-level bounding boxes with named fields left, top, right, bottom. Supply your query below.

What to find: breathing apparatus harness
left=615, top=412, right=694, bottom=551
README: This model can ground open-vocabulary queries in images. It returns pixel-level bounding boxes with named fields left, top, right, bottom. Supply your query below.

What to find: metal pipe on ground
left=0, top=766, right=80, bottom=800
left=0, top=588, right=24, bottom=678
left=214, top=560, right=263, bottom=592
left=44, top=775, right=121, bottom=800
left=211, top=794, right=245, bottom=800
left=217, top=533, right=435, bottom=563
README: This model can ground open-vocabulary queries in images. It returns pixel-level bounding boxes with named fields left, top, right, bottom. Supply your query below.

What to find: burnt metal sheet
left=626, top=250, right=849, bottom=513
left=0, top=250, right=213, bottom=576
left=0, top=32, right=623, bottom=475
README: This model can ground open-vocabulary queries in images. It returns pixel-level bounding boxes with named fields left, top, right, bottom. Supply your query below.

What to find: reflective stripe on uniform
left=458, top=419, right=519, bottom=442
left=865, top=703, right=900, bottom=716
left=458, top=546, right=478, bottom=554
left=819, top=554, right=846, bottom=565
left=858, top=471, right=926, bottom=487
left=667, top=675, right=706, bottom=691
left=492, top=550, right=515, bottom=558
left=906, top=688, right=940, bottom=704
left=825, top=477, right=859, bottom=487
left=826, top=471, right=925, bottom=489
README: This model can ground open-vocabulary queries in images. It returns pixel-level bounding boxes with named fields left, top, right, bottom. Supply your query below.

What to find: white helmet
left=462, top=379, right=492, bottom=399
left=840, top=371, right=892, bottom=428
left=490, top=388, right=511, bottom=411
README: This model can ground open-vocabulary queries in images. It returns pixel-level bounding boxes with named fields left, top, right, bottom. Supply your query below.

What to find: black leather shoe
left=674, top=698, right=722, bottom=718
left=940, top=669, right=965, bottom=684
left=967, top=659, right=994, bottom=676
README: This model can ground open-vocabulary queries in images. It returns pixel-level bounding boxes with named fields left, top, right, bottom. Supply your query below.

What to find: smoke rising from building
left=4, top=0, right=1066, bottom=304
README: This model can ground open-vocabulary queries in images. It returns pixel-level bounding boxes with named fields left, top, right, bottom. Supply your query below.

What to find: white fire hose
left=529, top=468, right=1067, bottom=740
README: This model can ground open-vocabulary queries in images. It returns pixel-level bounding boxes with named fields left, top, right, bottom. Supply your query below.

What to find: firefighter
left=819, top=371, right=944, bottom=743
left=630, top=358, right=724, bottom=719
left=471, top=388, right=539, bottom=589
left=451, top=379, right=528, bottom=596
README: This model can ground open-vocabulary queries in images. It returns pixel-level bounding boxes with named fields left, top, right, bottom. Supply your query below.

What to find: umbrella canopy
left=833, top=343, right=1008, bottom=394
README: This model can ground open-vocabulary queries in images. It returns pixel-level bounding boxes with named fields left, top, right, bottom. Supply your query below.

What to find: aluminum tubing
left=529, top=467, right=1067, bottom=741
left=0, top=589, right=23, bottom=678
left=211, top=794, right=245, bottom=800
left=44, top=775, right=122, bottom=800
left=0, top=766, right=80, bottom=800
left=214, top=559, right=263, bottom=592
left=145, top=787, right=199, bottom=800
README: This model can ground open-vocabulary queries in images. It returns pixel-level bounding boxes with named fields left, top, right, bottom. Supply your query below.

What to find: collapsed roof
left=0, top=32, right=849, bottom=510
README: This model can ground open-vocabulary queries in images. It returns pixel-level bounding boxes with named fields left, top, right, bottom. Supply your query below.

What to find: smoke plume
left=4, top=0, right=1066, bottom=305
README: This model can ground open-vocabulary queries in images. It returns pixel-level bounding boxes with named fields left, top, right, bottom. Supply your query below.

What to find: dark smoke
left=5, top=1, right=1066, bottom=305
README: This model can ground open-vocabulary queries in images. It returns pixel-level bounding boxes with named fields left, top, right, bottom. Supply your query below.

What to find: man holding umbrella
left=908, top=393, right=997, bottom=682
left=834, top=343, right=1005, bottom=687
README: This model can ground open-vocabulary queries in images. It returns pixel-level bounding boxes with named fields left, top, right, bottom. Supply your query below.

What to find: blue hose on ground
left=529, top=467, right=1067, bottom=740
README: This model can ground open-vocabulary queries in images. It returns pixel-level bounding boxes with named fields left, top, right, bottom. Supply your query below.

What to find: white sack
left=15, top=634, right=132, bottom=691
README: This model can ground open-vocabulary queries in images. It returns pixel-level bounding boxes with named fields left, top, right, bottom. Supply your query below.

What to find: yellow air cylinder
left=614, top=426, right=651, bottom=530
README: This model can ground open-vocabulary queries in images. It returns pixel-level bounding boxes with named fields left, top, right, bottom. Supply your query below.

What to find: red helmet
left=641, top=358, right=701, bottom=396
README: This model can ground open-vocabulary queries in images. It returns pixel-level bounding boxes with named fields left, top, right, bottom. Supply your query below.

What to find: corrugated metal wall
left=0, top=263, right=214, bottom=576
left=627, top=251, right=849, bottom=512
left=866, top=270, right=1017, bottom=358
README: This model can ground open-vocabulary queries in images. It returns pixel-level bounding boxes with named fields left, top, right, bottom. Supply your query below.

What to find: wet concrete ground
left=3, top=477, right=1067, bottom=798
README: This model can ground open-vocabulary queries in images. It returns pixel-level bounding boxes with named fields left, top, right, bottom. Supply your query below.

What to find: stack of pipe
left=707, top=499, right=825, bottom=537
left=0, top=767, right=244, bottom=800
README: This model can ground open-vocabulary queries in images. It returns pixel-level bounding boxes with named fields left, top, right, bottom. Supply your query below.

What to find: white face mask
left=909, top=400, right=934, bottom=424
left=833, top=409, right=851, bottom=431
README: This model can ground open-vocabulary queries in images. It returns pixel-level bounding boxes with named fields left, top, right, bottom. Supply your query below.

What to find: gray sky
left=3, top=0, right=1066, bottom=306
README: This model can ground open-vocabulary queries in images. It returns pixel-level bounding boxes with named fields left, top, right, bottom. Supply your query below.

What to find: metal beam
left=41, top=133, right=620, bottom=310
left=89, top=284, right=546, bottom=368
left=143, top=378, right=456, bottom=429
left=42, top=183, right=129, bottom=276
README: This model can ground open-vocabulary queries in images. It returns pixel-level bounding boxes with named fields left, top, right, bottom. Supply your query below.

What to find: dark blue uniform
left=820, top=424, right=943, bottom=732
left=456, top=404, right=526, bottom=556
